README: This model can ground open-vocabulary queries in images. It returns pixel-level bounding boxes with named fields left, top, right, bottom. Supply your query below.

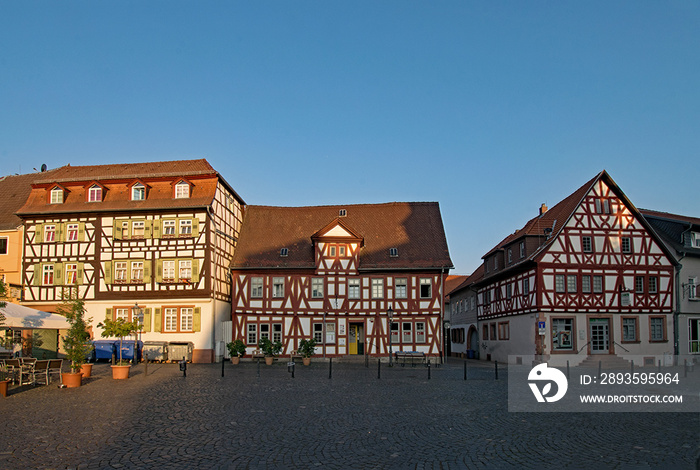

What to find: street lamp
left=387, top=305, right=394, bottom=366
left=133, top=303, right=144, bottom=364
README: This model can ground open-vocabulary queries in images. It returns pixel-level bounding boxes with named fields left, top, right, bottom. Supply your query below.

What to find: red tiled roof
left=0, top=167, right=65, bottom=230
left=15, top=159, right=231, bottom=216
left=444, top=275, right=468, bottom=300
left=447, top=264, right=485, bottom=296
left=232, top=202, right=453, bottom=270
left=639, top=209, right=700, bottom=226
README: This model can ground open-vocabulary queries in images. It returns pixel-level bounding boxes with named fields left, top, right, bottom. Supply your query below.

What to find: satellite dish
left=41, top=164, right=47, bottom=172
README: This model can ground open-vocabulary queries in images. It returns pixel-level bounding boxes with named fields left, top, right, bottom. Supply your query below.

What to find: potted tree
left=57, top=296, right=93, bottom=387
left=226, top=339, right=247, bottom=364
left=297, top=338, right=317, bottom=366
left=258, top=337, right=282, bottom=365
left=97, top=318, right=142, bottom=379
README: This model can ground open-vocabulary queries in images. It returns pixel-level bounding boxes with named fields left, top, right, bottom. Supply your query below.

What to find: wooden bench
left=251, top=349, right=265, bottom=359
left=394, top=351, right=426, bottom=367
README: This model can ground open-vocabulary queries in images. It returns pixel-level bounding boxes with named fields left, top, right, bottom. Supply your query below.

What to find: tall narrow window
left=402, top=322, right=412, bottom=343
left=552, top=318, right=574, bottom=350
left=131, top=261, right=144, bottom=283
left=519, top=241, right=525, bottom=258
left=313, top=323, right=323, bottom=343
left=251, top=277, right=263, bottom=298
left=622, top=317, right=637, bottom=342
left=555, top=275, right=566, bottom=293
left=582, top=236, right=592, bottom=253
left=88, top=185, right=102, bottom=202
left=650, top=317, right=665, bottom=342
left=115, top=261, right=128, bottom=283
left=50, top=188, right=63, bottom=204
left=689, top=318, right=700, bottom=354
left=180, top=308, right=194, bottom=332
left=523, top=278, right=529, bottom=296
left=42, top=264, right=54, bottom=285
left=65, top=263, right=78, bottom=284
left=175, top=181, right=190, bottom=199
left=247, top=324, right=257, bottom=345
left=162, top=260, right=176, bottom=282
left=348, top=279, right=360, bottom=299
left=371, top=279, right=383, bottom=299
left=621, top=237, right=632, bottom=253
left=649, top=277, right=658, bottom=294
left=44, top=225, right=56, bottom=242
left=272, top=323, right=283, bottom=342
left=163, top=220, right=176, bottom=236
left=689, top=278, right=697, bottom=300
left=395, top=278, right=407, bottom=298
left=420, top=278, right=432, bottom=298
left=325, top=323, right=335, bottom=344
left=635, top=276, right=644, bottom=294
left=272, top=277, right=285, bottom=298
left=593, top=276, right=603, bottom=293
left=416, top=322, right=426, bottom=343
left=132, top=183, right=145, bottom=201
left=329, top=245, right=336, bottom=257
left=567, top=275, right=577, bottom=293
left=259, top=324, right=270, bottom=340
left=179, top=260, right=192, bottom=281
left=179, top=219, right=192, bottom=236
left=164, top=308, right=178, bottom=332
left=66, top=223, right=79, bottom=241
left=311, top=278, right=324, bottom=298
left=582, top=275, right=591, bottom=293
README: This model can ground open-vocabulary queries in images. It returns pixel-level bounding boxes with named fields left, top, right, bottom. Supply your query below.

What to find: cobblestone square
left=0, top=359, right=697, bottom=469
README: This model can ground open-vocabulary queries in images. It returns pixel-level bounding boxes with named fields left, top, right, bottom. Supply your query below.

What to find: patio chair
left=48, top=359, right=63, bottom=384
left=5, top=359, right=21, bottom=384
left=32, top=360, right=50, bottom=385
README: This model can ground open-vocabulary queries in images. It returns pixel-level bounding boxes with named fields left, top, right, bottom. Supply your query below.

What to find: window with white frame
left=175, top=181, right=189, bottom=199
left=622, top=317, right=637, bottom=342
left=313, top=323, right=323, bottom=343
left=272, top=323, right=282, bottom=343
left=523, top=278, right=529, bottom=296
left=416, top=322, right=426, bottom=343
left=621, top=237, right=632, bottom=253
left=420, top=278, right=431, bottom=298
left=121, top=221, right=130, bottom=238
left=132, top=221, right=145, bottom=238
left=162, top=260, right=176, bottom=282
left=635, top=276, right=644, bottom=294
left=272, top=277, right=285, bottom=298
left=582, top=236, right=593, bottom=253
left=395, top=278, right=407, bottom=298
left=325, top=323, right=335, bottom=344
left=164, top=308, right=178, bottom=332
left=507, top=248, right=512, bottom=264
left=649, top=277, right=658, bottom=294
left=247, top=324, right=257, bottom=345
left=691, top=232, right=700, bottom=248
left=163, top=219, right=176, bottom=236
left=179, top=219, right=192, bottom=236
left=65, top=263, right=78, bottom=284
left=391, top=322, right=399, bottom=344
left=689, top=318, right=699, bottom=354
left=179, top=260, right=192, bottom=281
left=371, top=279, right=383, bottom=298
left=593, top=275, right=603, bottom=293
left=66, top=223, right=79, bottom=241
left=567, top=275, right=577, bottom=293
left=402, top=322, right=412, bottom=343
left=519, top=241, right=525, bottom=258
left=42, top=264, right=54, bottom=285
left=50, top=188, right=63, bottom=204
left=689, top=278, right=697, bottom=300
left=311, top=278, right=324, bottom=298
left=88, top=185, right=102, bottom=202
left=348, top=279, right=360, bottom=299
left=44, top=225, right=56, bottom=242
left=251, top=277, right=263, bottom=298
left=260, top=324, right=270, bottom=340
left=115, top=261, right=128, bottom=283
left=582, top=275, right=591, bottom=293
left=115, top=308, right=130, bottom=321
left=131, top=261, right=144, bottom=283
left=555, top=275, right=565, bottom=293
left=132, top=183, right=145, bottom=201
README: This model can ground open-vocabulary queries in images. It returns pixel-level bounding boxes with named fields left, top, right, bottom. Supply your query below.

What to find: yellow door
left=348, top=325, right=358, bottom=355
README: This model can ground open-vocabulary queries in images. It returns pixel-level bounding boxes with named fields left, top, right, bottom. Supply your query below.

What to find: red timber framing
left=16, top=160, right=245, bottom=363
left=475, top=171, right=677, bottom=362
left=230, top=203, right=453, bottom=360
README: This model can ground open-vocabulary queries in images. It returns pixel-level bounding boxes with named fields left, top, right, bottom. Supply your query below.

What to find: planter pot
left=0, top=379, right=9, bottom=397
left=302, top=357, right=311, bottom=366
left=264, top=356, right=274, bottom=365
left=111, top=365, right=131, bottom=380
left=62, top=372, right=83, bottom=388
left=80, top=363, right=93, bottom=378
left=230, top=356, right=240, bottom=365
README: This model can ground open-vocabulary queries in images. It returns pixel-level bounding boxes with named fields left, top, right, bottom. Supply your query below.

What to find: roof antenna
left=41, top=163, right=47, bottom=172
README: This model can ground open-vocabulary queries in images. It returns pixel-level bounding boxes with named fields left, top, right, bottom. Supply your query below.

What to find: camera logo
left=528, top=363, right=568, bottom=403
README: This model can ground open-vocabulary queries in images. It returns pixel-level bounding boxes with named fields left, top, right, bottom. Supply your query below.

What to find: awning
left=0, top=303, right=71, bottom=329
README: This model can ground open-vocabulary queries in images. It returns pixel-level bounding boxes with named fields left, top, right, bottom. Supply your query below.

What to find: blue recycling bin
left=467, top=350, right=475, bottom=359
left=116, top=340, right=143, bottom=362
left=93, top=340, right=117, bottom=362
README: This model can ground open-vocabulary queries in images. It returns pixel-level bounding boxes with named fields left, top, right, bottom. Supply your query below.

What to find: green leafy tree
left=57, top=296, right=93, bottom=372
left=97, top=318, right=142, bottom=365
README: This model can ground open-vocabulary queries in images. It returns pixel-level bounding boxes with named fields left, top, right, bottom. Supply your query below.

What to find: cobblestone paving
left=0, top=359, right=697, bottom=469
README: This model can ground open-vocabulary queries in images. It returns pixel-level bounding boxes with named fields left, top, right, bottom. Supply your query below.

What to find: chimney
left=539, top=203, right=548, bottom=216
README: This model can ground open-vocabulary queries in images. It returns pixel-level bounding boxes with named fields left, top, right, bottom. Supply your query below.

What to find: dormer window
left=389, top=247, right=398, bottom=257
left=280, top=248, right=289, bottom=257
left=132, top=183, right=146, bottom=201
left=50, top=187, right=63, bottom=204
left=339, top=209, right=347, bottom=217
left=88, top=184, right=103, bottom=202
left=175, top=181, right=190, bottom=199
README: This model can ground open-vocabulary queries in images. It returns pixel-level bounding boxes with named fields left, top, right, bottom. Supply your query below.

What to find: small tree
left=227, top=339, right=247, bottom=358
left=258, top=337, right=282, bottom=357
left=297, top=338, right=317, bottom=358
left=57, top=296, right=93, bottom=372
left=97, top=318, right=142, bottom=365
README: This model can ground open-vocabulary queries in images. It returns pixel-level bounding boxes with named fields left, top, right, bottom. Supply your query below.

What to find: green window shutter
left=174, top=258, right=181, bottom=283
left=35, top=224, right=43, bottom=243
left=144, top=220, right=152, bottom=239
left=105, top=308, right=113, bottom=321
left=143, top=260, right=152, bottom=284
left=78, top=222, right=86, bottom=241
left=126, top=261, right=132, bottom=284
left=56, top=223, right=65, bottom=242
left=153, top=219, right=161, bottom=239
left=114, top=222, right=123, bottom=240
left=192, top=218, right=200, bottom=237
left=33, top=264, right=42, bottom=286
left=191, top=259, right=200, bottom=283
left=77, top=263, right=84, bottom=285
left=54, top=262, right=64, bottom=285
left=193, top=307, right=201, bottom=332
left=156, top=259, right=163, bottom=283
left=142, top=308, right=152, bottom=332
left=104, top=261, right=113, bottom=285
left=154, top=308, right=162, bottom=332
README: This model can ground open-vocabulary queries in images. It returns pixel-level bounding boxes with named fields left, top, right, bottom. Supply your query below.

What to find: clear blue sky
left=1, top=1, right=698, bottom=275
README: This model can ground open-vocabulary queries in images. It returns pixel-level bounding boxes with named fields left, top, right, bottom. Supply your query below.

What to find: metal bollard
left=566, top=360, right=570, bottom=380
left=144, top=353, right=148, bottom=377
left=464, top=361, right=467, bottom=381
left=222, top=356, right=225, bottom=377
left=631, top=360, right=634, bottom=374
left=179, top=357, right=187, bottom=377
left=329, top=357, right=332, bottom=380
left=378, top=359, right=381, bottom=379
left=495, top=360, right=498, bottom=380
left=428, top=360, right=431, bottom=380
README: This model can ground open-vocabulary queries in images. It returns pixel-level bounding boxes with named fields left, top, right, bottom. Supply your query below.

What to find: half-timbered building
left=15, top=159, right=244, bottom=362
left=446, top=269, right=482, bottom=358
left=230, top=203, right=453, bottom=360
left=475, top=171, right=677, bottom=365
